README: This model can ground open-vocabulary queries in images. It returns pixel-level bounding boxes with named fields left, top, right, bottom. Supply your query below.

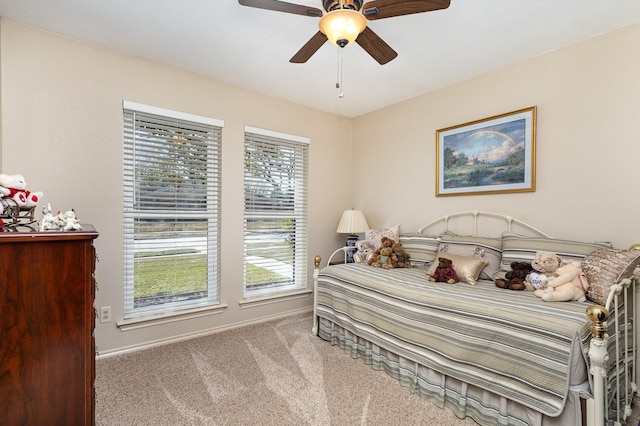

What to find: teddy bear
left=368, top=236, right=396, bottom=266
left=495, top=261, right=533, bottom=291
left=0, top=173, right=43, bottom=209
left=370, top=246, right=397, bottom=269
left=524, top=251, right=563, bottom=291
left=353, top=240, right=375, bottom=264
left=428, top=257, right=459, bottom=284
left=379, top=236, right=395, bottom=250
left=391, top=242, right=411, bottom=268
left=534, top=260, right=589, bottom=302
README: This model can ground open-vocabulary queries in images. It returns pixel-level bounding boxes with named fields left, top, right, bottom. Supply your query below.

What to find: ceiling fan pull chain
left=336, top=46, right=344, bottom=98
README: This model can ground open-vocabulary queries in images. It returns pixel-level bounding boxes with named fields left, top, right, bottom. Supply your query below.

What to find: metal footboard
left=588, top=273, right=638, bottom=426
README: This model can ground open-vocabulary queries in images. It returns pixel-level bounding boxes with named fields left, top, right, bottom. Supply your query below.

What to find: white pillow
left=365, top=224, right=400, bottom=249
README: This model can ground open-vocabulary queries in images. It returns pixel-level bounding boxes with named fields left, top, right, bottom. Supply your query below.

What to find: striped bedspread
left=316, top=264, right=593, bottom=417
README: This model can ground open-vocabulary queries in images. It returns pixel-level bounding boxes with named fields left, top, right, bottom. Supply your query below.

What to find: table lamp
left=336, top=209, right=369, bottom=263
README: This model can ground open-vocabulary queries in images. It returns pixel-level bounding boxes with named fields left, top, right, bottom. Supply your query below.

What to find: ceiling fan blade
left=362, top=0, right=450, bottom=20
left=290, top=31, right=328, bottom=63
left=238, top=0, right=323, bottom=17
left=355, top=27, right=397, bottom=64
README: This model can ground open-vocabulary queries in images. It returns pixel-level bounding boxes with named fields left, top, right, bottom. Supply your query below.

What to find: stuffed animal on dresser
left=428, top=257, right=459, bottom=284
left=0, top=173, right=43, bottom=209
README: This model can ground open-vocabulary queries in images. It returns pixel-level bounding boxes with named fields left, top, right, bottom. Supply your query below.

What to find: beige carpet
left=96, top=312, right=640, bottom=426
left=96, top=313, right=478, bottom=425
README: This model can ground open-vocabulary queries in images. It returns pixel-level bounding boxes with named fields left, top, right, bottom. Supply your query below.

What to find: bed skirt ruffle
left=318, top=317, right=591, bottom=426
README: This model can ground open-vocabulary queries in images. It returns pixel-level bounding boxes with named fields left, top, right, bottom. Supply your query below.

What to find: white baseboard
left=96, top=307, right=313, bottom=360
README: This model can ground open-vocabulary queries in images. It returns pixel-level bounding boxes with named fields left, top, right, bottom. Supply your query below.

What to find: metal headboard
left=417, top=210, right=551, bottom=238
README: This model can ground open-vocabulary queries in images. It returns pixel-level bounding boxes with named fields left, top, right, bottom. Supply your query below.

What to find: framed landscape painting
left=436, top=106, right=536, bottom=196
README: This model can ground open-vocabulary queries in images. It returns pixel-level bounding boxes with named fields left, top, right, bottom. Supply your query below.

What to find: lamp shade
left=336, top=209, right=369, bottom=234
left=318, top=9, right=366, bottom=47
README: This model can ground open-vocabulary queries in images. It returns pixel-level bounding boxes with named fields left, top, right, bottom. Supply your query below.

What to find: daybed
left=312, top=211, right=640, bottom=426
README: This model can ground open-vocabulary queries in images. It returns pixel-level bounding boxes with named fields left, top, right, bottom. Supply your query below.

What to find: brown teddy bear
left=495, top=261, right=533, bottom=291
left=368, top=236, right=395, bottom=266
left=371, top=246, right=397, bottom=269
left=428, top=257, right=459, bottom=284
left=392, top=242, right=411, bottom=268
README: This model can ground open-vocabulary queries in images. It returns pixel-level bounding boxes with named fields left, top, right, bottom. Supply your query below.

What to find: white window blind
left=123, top=102, right=223, bottom=318
left=243, top=127, right=309, bottom=297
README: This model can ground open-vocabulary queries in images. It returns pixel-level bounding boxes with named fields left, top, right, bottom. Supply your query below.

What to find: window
left=123, top=101, right=223, bottom=319
left=243, top=126, right=309, bottom=298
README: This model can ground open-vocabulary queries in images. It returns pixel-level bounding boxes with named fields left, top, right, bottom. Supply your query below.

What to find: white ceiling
left=1, top=0, right=639, bottom=118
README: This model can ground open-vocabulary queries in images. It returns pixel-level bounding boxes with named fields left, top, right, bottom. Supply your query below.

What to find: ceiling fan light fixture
left=318, top=9, right=366, bottom=47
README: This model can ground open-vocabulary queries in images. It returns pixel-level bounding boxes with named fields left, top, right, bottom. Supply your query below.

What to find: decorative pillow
left=583, top=248, right=640, bottom=305
left=365, top=224, right=400, bottom=249
left=500, top=233, right=612, bottom=272
left=427, top=252, right=488, bottom=285
left=398, top=233, right=440, bottom=266
left=437, top=234, right=502, bottom=281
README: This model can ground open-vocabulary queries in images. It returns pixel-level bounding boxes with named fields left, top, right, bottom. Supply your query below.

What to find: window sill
left=116, top=303, right=228, bottom=331
left=238, top=288, right=312, bottom=309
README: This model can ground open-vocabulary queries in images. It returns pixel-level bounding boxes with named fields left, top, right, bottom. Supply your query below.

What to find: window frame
left=122, top=101, right=223, bottom=319
left=242, top=125, right=309, bottom=299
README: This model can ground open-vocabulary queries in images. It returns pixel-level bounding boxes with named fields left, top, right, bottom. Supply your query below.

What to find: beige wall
left=2, top=18, right=640, bottom=354
left=0, top=20, right=352, bottom=354
left=352, top=23, right=640, bottom=249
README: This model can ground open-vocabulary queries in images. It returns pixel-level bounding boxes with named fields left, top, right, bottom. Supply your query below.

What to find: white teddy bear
left=0, top=173, right=43, bottom=208
left=534, top=260, right=589, bottom=302
left=353, top=240, right=375, bottom=264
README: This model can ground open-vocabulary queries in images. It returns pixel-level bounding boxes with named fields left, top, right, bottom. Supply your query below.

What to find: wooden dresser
left=0, top=225, right=99, bottom=425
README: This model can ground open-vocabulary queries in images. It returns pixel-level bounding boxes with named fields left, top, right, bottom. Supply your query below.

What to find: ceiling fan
left=238, top=0, right=451, bottom=65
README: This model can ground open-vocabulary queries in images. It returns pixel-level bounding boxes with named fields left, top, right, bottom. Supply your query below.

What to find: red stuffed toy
left=0, top=173, right=43, bottom=208
left=428, top=257, right=459, bottom=284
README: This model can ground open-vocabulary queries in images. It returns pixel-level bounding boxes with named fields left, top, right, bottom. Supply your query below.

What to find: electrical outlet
left=100, top=306, right=112, bottom=323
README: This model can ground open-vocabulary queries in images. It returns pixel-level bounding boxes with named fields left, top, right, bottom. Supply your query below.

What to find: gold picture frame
left=436, top=106, right=536, bottom=196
